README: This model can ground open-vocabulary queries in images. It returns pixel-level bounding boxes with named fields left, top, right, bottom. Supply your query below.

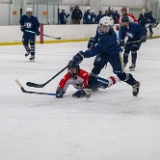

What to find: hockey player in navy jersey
left=69, top=16, right=141, bottom=97
left=146, top=10, right=156, bottom=37
left=19, top=8, right=40, bottom=61
left=119, top=15, right=147, bottom=71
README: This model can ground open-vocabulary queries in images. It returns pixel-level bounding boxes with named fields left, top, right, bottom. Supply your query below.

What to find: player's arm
left=56, top=73, right=70, bottom=98
left=119, top=27, right=126, bottom=46
left=34, top=17, right=40, bottom=35
left=19, top=15, right=26, bottom=32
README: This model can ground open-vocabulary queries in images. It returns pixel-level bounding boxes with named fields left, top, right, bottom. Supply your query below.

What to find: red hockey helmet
left=121, top=7, right=127, bottom=13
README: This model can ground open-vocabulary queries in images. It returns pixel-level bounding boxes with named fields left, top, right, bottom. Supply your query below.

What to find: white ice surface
left=0, top=39, right=160, bottom=160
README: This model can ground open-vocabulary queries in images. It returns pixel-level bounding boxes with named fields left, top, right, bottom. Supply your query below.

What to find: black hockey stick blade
left=26, top=65, right=68, bottom=88
left=15, top=79, right=56, bottom=96
left=26, top=81, right=49, bottom=88
left=41, top=34, right=61, bottom=40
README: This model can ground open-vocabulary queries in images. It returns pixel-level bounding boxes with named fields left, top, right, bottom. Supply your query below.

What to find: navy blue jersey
left=84, top=11, right=92, bottom=24
left=96, top=14, right=103, bottom=23
left=59, top=12, right=69, bottom=24
left=19, top=15, right=40, bottom=33
left=91, top=14, right=96, bottom=23
left=119, top=22, right=147, bottom=41
left=83, top=28, right=122, bottom=58
left=146, top=12, right=156, bottom=24
left=138, top=13, right=147, bottom=27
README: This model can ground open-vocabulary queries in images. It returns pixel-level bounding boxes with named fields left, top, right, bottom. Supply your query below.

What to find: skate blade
left=129, top=68, right=135, bottom=71
left=29, top=59, right=35, bottom=62
left=84, top=89, right=92, bottom=98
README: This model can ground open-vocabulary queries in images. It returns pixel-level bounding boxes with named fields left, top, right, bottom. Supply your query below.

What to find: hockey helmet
left=26, top=8, right=32, bottom=12
left=99, top=16, right=114, bottom=27
left=68, top=60, right=80, bottom=77
left=121, top=15, right=129, bottom=22
left=121, top=7, right=127, bottom=13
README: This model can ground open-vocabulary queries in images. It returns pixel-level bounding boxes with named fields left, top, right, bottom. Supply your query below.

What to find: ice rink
left=0, top=39, right=160, bottom=160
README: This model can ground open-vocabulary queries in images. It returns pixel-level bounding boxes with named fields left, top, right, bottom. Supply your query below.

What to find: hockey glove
left=72, top=51, right=85, bottom=65
left=119, top=39, right=125, bottom=46
left=20, top=25, right=26, bottom=32
left=56, top=88, right=65, bottom=98
left=141, top=36, right=146, bottom=42
left=88, top=37, right=97, bottom=49
left=72, top=90, right=86, bottom=98
left=36, top=31, right=40, bottom=36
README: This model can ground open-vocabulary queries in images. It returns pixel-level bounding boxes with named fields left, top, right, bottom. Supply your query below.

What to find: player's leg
left=22, top=33, right=30, bottom=57
left=97, top=75, right=120, bottom=89
left=29, top=34, right=36, bottom=61
left=123, top=43, right=131, bottom=69
left=129, top=42, right=141, bottom=71
left=123, top=49, right=130, bottom=68
left=109, top=52, right=141, bottom=96
left=88, top=53, right=108, bottom=91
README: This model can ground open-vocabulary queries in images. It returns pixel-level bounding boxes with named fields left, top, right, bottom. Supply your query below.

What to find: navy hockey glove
left=119, top=40, right=125, bottom=46
left=141, top=36, right=146, bottom=42
left=72, top=90, right=86, bottom=98
left=88, top=37, right=97, bottom=49
left=20, top=25, right=26, bottom=32
left=56, top=88, right=65, bottom=98
left=72, top=51, right=85, bottom=65
left=36, top=31, right=40, bottom=36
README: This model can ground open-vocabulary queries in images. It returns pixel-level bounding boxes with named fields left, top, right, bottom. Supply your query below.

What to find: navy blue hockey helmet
left=68, top=60, right=80, bottom=71
left=121, top=15, right=129, bottom=22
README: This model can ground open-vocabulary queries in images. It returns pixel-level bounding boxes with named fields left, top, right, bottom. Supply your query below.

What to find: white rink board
left=0, top=24, right=160, bottom=43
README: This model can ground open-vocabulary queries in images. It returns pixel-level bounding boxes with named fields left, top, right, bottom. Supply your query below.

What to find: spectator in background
left=59, top=8, right=70, bottom=24
left=107, top=7, right=117, bottom=23
left=103, top=10, right=108, bottom=17
left=107, top=7, right=114, bottom=18
left=71, top=5, right=83, bottom=24
left=91, top=10, right=97, bottom=24
left=114, top=9, right=120, bottom=24
left=96, top=10, right=103, bottom=23
left=83, top=7, right=92, bottom=24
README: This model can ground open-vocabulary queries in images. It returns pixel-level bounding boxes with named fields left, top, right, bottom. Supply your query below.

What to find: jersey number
left=26, top=23, right=32, bottom=28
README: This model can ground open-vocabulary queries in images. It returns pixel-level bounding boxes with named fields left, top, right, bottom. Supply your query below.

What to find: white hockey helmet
left=99, top=16, right=114, bottom=27
left=98, top=16, right=114, bottom=34
left=26, top=8, right=32, bottom=12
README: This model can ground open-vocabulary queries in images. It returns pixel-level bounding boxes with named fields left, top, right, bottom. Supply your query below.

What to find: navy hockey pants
left=90, top=52, right=136, bottom=86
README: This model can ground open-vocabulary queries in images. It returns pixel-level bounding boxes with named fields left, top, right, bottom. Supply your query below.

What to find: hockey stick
left=15, top=79, right=56, bottom=96
left=145, top=21, right=159, bottom=29
left=26, top=65, right=68, bottom=88
left=126, top=40, right=141, bottom=44
left=25, top=30, right=61, bottom=40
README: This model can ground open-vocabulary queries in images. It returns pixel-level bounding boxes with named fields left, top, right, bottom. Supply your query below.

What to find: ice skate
left=123, top=62, right=127, bottom=70
left=132, top=81, right=141, bottom=96
left=25, top=51, right=30, bottom=57
left=29, top=55, right=35, bottom=61
left=129, top=64, right=135, bottom=71
left=83, top=89, right=92, bottom=98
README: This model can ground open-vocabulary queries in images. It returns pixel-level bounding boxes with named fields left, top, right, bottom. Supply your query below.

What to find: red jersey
left=57, top=69, right=89, bottom=92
